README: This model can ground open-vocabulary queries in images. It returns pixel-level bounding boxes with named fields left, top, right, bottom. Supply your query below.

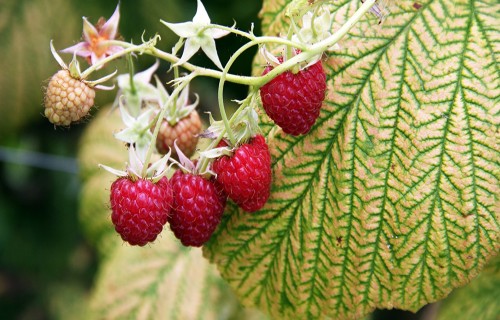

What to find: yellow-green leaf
left=205, top=0, right=500, bottom=319
left=88, top=234, right=243, bottom=320
left=0, top=0, right=79, bottom=135
left=78, top=106, right=127, bottom=258
left=78, top=106, right=127, bottom=181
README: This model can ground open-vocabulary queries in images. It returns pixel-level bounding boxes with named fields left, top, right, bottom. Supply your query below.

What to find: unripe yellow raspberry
left=156, top=110, right=202, bottom=158
left=44, top=70, right=96, bottom=126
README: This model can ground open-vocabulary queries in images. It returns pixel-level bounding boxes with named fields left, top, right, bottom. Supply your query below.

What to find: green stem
left=168, top=66, right=180, bottom=126
left=250, top=0, right=377, bottom=87
left=204, top=24, right=256, bottom=41
left=127, top=54, right=136, bottom=94
left=217, top=42, right=257, bottom=144
left=146, top=36, right=306, bottom=85
left=216, top=34, right=272, bottom=144
left=80, top=43, right=145, bottom=79
left=286, top=25, right=294, bottom=62
left=79, top=0, right=375, bottom=85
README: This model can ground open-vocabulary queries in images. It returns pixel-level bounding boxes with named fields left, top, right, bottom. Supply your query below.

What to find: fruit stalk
left=77, top=0, right=376, bottom=92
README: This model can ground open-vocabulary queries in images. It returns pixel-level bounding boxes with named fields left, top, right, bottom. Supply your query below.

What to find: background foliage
left=0, top=0, right=260, bottom=318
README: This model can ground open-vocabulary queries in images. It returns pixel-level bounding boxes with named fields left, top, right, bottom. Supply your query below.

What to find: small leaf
left=205, top=0, right=500, bottom=319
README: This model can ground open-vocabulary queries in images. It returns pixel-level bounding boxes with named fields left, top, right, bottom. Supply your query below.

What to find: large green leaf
left=204, top=0, right=500, bottom=319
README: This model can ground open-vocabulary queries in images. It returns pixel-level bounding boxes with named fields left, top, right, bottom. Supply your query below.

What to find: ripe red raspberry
left=44, top=70, right=96, bottom=126
left=259, top=60, right=326, bottom=135
left=110, top=176, right=173, bottom=246
left=155, top=110, right=202, bottom=159
left=212, top=135, right=272, bottom=212
left=168, top=170, right=227, bottom=247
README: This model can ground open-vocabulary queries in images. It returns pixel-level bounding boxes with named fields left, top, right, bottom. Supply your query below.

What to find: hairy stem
left=217, top=40, right=258, bottom=145
left=79, top=0, right=375, bottom=86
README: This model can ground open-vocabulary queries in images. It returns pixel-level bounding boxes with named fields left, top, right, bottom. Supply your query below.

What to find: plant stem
left=79, top=0, right=375, bottom=87
left=80, top=43, right=144, bottom=79
left=250, top=0, right=377, bottom=87
left=217, top=40, right=258, bottom=145
left=168, top=66, right=180, bottom=126
left=127, top=54, right=136, bottom=95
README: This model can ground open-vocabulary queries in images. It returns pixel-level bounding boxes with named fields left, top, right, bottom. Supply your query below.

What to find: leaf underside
left=204, top=0, right=500, bottom=319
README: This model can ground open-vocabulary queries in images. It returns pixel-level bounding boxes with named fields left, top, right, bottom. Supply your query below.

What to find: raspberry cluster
left=43, top=1, right=334, bottom=249
left=109, top=134, right=273, bottom=247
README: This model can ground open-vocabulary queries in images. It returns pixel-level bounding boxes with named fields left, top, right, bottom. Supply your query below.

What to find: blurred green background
left=0, top=1, right=261, bottom=318
left=0, top=1, right=465, bottom=319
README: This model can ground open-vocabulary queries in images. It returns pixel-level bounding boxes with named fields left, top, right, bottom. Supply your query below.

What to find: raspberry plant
left=44, top=0, right=499, bottom=319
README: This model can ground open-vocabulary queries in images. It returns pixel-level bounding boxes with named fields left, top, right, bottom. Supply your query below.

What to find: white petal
left=119, top=99, right=136, bottom=127
left=319, top=10, right=331, bottom=29
left=199, top=146, right=232, bottom=159
left=154, top=75, right=170, bottom=107
left=60, top=42, right=91, bottom=57
left=193, top=0, right=211, bottom=25
left=93, top=69, right=118, bottom=84
left=206, top=26, right=230, bottom=39
left=114, top=128, right=138, bottom=144
left=98, top=164, right=128, bottom=177
left=302, top=11, right=313, bottom=28
left=94, top=84, right=115, bottom=91
left=82, top=17, right=99, bottom=43
left=135, top=134, right=153, bottom=162
left=200, top=37, right=224, bottom=69
left=128, top=145, right=145, bottom=176
left=175, top=37, right=201, bottom=66
left=161, top=21, right=197, bottom=38
left=174, top=141, right=195, bottom=172
left=260, top=45, right=281, bottom=66
left=116, top=74, right=131, bottom=90
left=100, top=4, right=120, bottom=39
left=134, top=59, right=159, bottom=84
left=147, top=150, right=171, bottom=178
left=177, top=83, right=190, bottom=107
left=137, top=108, right=155, bottom=125
left=50, top=40, right=68, bottom=69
